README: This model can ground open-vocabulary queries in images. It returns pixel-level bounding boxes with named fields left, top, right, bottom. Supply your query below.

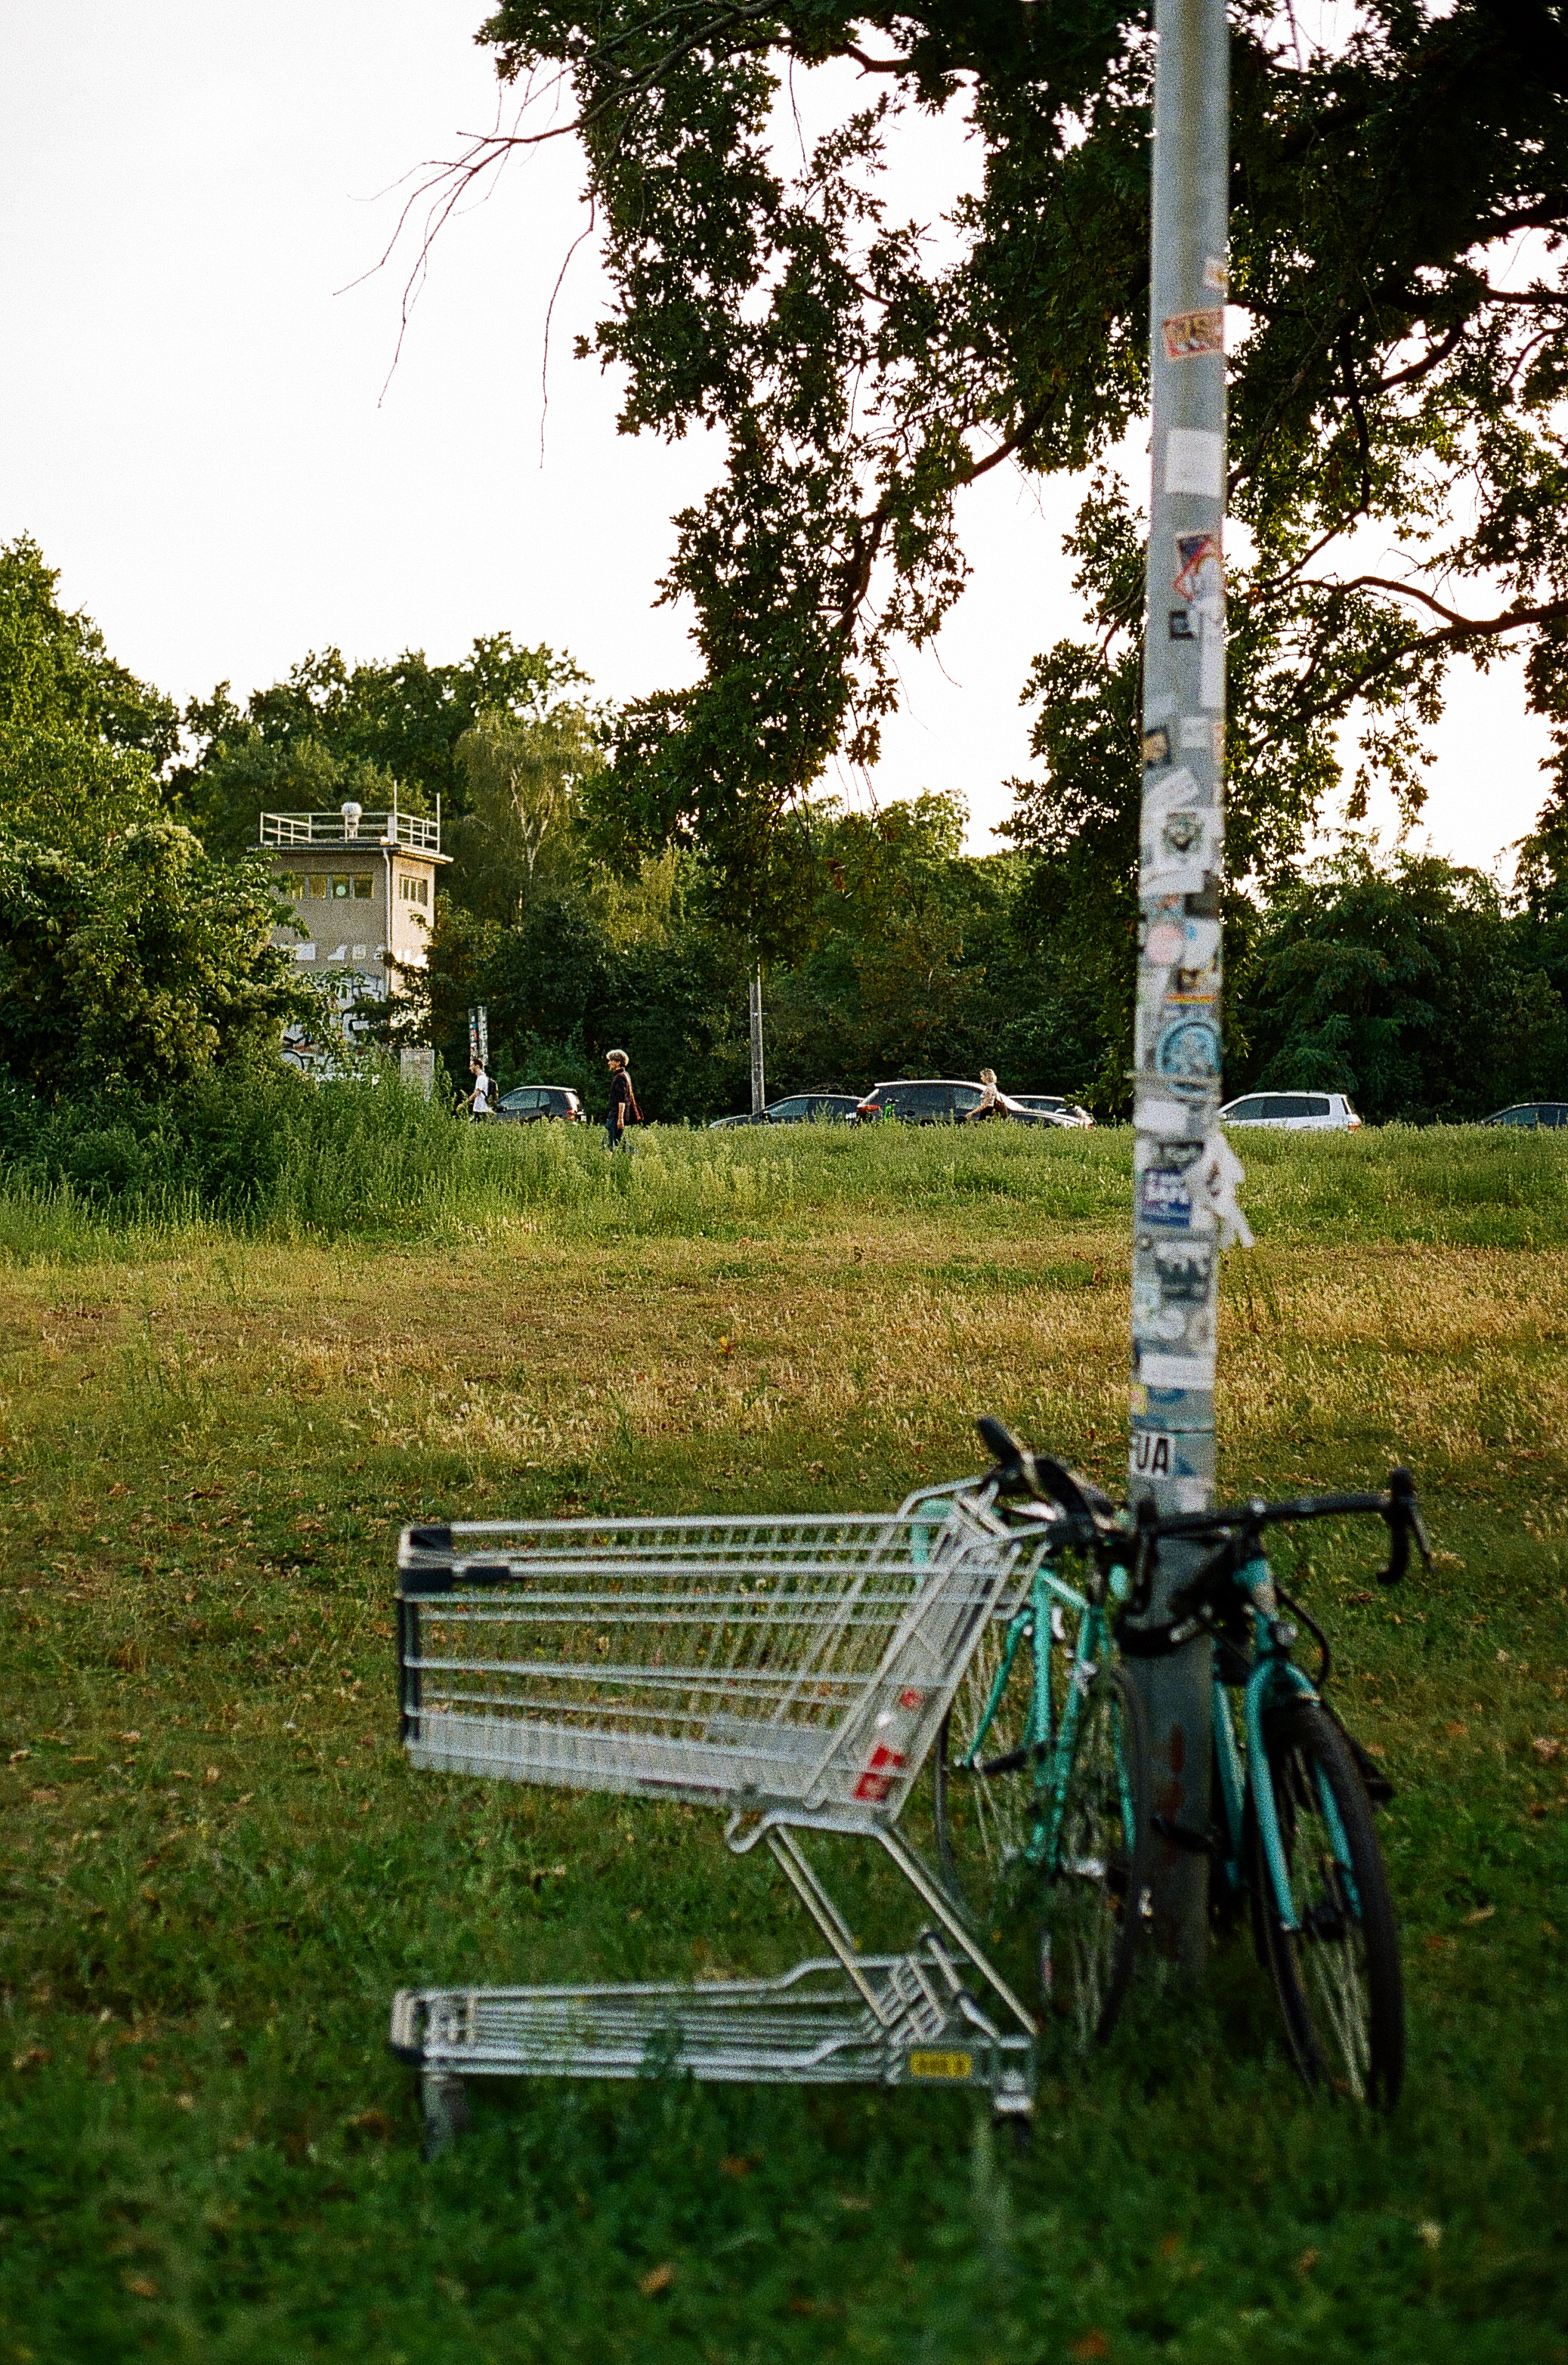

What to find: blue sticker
left=1139, top=1167, right=1193, bottom=1229
left=1156, top=1016, right=1221, bottom=1082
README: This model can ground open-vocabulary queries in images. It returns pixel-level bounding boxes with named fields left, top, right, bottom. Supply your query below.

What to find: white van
left=1219, top=1091, right=1362, bottom=1131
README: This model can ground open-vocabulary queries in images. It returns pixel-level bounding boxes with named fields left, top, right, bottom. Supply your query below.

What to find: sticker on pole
left=1174, top=533, right=1223, bottom=604
left=1162, top=309, right=1223, bottom=361
left=1143, top=805, right=1221, bottom=895
left=1164, top=428, right=1225, bottom=497
left=1130, top=1429, right=1177, bottom=1481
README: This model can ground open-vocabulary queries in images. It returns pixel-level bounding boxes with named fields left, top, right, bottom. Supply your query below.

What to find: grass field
left=1, top=1121, right=1564, bottom=2363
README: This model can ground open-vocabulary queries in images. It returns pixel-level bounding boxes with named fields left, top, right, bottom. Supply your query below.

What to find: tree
left=452, top=700, right=606, bottom=919
left=394, top=2, right=1568, bottom=925
left=0, top=823, right=316, bottom=1099
left=0, top=535, right=178, bottom=767
left=1234, top=841, right=1568, bottom=1120
left=0, top=536, right=178, bottom=850
left=175, top=637, right=592, bottom=862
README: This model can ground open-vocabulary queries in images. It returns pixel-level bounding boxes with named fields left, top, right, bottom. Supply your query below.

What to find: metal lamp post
left=1125, top=0, right=1249, bottom=1971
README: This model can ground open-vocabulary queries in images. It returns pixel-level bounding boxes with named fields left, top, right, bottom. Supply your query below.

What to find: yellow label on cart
left=907, top=2050, right=974, bottom=2082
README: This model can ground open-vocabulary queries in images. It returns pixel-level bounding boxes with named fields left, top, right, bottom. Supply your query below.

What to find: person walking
left=462, top=1056, right=494, bottom=1120
left=605, top=1049, right=641, bottom=1150
left=967, top=1067, right=1004, bottom=1121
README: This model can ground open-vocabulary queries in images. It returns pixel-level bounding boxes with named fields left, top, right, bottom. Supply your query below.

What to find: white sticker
left=1200, top=608, right=1226, bottom=710
left=1179, top=716, right=1217, bottom=753
left=1143, top=803, right=1223, bottom=894
left=1164, top=428, right=1225, bottom=498
left=1130, top=1430, right=1177, bottom=1479
left=1203, top=256, right=1229, bottom=294
left=1140, top=1351, right=1215, bottom=1390
left=1136, top=1096, right=1198, bottom=1140
left=1143, top=763, right=1203, bottom=816
left=1174, top=1477, right=1210, bottom=1513
left=1195, top=1132, right=1254, bottom=1249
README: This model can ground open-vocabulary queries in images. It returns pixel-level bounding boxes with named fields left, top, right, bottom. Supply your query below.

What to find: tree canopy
left=174, top=636, right=592, bottom=866
left=0, top=536, right=178, bottom=849
left=0, top=823, right=315, bottom=1100
left=418, top=0, right=1568, bottom=935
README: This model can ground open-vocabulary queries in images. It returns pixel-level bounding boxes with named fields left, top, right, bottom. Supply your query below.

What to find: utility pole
left=1126, top=0, right=1247, bottom=1974
left=749, top=967, right=765, bottom=1118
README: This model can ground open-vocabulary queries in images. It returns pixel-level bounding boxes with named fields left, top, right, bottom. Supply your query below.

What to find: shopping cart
left=389, top=1492, right=1047, bottom=2145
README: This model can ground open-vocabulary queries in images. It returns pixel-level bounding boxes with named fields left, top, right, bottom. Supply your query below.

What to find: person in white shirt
left=968, top=1067, right=1003, bottom=1120
left=462, top=1058, right=493, bottom=1119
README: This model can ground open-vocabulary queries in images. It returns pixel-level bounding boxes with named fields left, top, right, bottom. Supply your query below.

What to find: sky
left=1, top=1, right=1554, bottom=869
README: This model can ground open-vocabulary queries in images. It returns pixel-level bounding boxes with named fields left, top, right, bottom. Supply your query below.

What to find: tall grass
left=0, top=1069, right=1563, bottom=1256
left=0, top=1133, right=1563, bottom=2362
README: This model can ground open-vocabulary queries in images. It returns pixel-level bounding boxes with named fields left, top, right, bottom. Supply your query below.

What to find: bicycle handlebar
left=973, top=1418, right=1433, bottom=1582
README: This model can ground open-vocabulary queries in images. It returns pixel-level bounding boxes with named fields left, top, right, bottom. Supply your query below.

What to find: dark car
left=854, top=1078, right=1067, bottom=1127
left=495, top=1084, right=587, bottom=1124
left=708, top=1092, right=861, bottom=1130
left=1481, top=1102, right=1568, bottom=1128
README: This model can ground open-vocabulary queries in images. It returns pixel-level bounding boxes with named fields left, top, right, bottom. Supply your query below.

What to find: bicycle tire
left=932, top=1595, right=1051, bottom=1921
left=1041, top=1662, right=1153, bottom=2049
left=1251, top=1699, right=1404, bottom=2106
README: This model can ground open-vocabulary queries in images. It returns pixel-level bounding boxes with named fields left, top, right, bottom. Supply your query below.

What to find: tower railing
left=259, top=809, right=441, bottom=854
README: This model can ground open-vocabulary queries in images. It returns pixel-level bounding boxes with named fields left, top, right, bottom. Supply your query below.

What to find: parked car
left=708, top=1093, right=861, bottom=1130
left=1481, top=1101, right=1568, bottom=1128
left=1007, top=1093, right=1095, bottom=1129
left=494, top=1084, right=587, bottom=1124
left=855, top=1079, right=1072, bottom=1127
left=1219, top=1090, right=1362, bottom=1131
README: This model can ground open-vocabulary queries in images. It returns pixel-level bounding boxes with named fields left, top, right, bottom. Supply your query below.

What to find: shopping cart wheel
left=421, top=2070, right=472, bottom=2157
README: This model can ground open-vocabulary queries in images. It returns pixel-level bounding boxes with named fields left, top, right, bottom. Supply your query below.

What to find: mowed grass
left=0, top=1121, right=1564, bottom=2365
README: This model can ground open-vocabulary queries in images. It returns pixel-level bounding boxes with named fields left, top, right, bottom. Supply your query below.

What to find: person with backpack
left=605, top=1050, right=641, bottom=1149
left=462, top=1056, right=494, bottom=1120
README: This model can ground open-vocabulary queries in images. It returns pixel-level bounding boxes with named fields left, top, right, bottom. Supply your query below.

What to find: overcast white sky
left=2, top=2, right=1553, bottom=867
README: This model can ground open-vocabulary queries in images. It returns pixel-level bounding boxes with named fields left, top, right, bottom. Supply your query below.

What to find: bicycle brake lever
left=975, top=1414, right=1028, bottom=1483
left=973, top=1417, right=1115, bottom=1529
left=1375, top=1467, right=1428, bottom=1585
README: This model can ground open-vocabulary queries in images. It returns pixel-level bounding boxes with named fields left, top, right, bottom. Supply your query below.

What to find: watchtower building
left=261, top=798, right=449, bottom=1003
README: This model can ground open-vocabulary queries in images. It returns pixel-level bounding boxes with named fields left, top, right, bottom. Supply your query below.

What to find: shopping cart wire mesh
left=391, top=1491, right=1044, bottom=2135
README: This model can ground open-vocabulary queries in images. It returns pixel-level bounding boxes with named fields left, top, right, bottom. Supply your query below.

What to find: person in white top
left=968, top=1067, right=1003, bottom=1120
left=462, top=1057, right=493, bottom=1119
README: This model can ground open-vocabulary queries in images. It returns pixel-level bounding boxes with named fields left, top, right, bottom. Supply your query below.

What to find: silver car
left=1007, top=1093, right=1094, bottom=1129
left=1220, top=1090, right=1362, bottom=1132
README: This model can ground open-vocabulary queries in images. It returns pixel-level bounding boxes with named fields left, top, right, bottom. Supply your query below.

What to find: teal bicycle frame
left=1209, top=1553, right=1358, bottom=1937
left=955, top=1560, right=1140, bottom=1876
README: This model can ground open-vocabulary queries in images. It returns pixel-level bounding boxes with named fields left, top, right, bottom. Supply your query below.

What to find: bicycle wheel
left=1251, top=1700, right=1404, bottom=2106
left=1041, top=1661, right=1152, bottom=2050
left=932, top=1600, right=1041, bottom=1922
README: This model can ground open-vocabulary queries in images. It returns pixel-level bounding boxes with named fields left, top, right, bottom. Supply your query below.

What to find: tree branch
left=1338, top=329, right=1372, bottom=512
left=1370, top=315, right=1468, bottom=393
left=1324, top=576, right=1568, bottom=637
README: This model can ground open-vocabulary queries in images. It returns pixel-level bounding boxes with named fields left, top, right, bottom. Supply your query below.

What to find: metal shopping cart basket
left=388, top=1490, right=1044, bottom=2144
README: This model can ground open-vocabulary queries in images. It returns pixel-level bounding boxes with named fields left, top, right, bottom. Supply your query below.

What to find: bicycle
left=927, top=1423, right=1431, bottom=2104
left=917, top=1419, right=1156, bottom=2054
left=1118, top=1469, right=1430, bottom=2105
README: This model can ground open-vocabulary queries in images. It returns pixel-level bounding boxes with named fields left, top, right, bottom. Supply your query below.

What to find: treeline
left=1, top=530, right=1565, bottom=1130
